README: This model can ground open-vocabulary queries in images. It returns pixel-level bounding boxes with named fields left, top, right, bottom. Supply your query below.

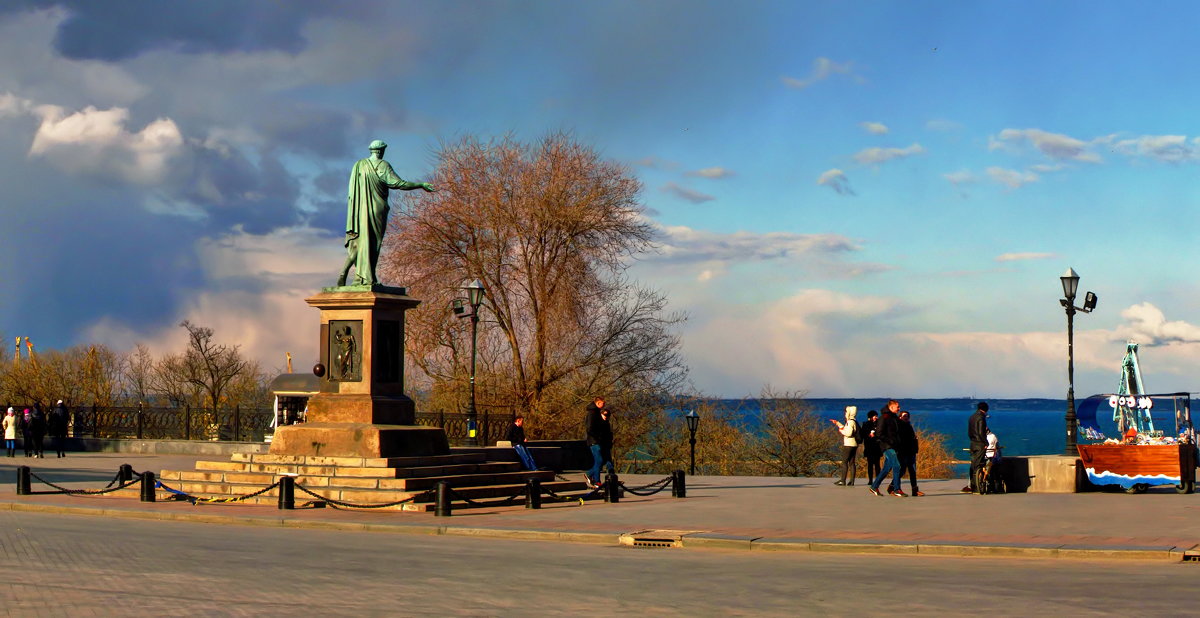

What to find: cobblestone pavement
left=0, top=509, right=1197, bottom=616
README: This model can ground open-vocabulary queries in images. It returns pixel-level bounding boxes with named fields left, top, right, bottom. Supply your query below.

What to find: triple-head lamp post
left=1060, top=267, right=1097, bottom=456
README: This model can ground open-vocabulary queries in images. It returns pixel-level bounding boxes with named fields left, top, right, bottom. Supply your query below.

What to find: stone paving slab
left=3, top=452, right=1200, bottom=561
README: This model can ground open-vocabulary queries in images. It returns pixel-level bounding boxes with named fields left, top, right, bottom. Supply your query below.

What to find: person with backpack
left=830, top=406, right=859, bottom=485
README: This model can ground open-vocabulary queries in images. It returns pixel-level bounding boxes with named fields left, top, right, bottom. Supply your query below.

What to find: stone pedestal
left=269, top=286, right=450, bottom=458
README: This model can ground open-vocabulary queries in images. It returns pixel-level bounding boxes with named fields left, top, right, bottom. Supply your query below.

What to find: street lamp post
left=685, top=409, right=700, bottom=475
left=1060, top=267, right=1097, bottom=456
left=458, top=279, right=486, bottom=447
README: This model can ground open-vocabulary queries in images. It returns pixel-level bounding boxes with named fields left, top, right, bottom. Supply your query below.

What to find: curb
left=0, top=500, right=1187, bottom=561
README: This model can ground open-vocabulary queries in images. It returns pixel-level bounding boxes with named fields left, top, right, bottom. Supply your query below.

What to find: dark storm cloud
left=172, top=146, right=303, bottom=235
left=2, top=0, right=332, bottom=61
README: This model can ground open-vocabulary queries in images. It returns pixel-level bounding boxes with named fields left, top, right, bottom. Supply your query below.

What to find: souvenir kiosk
left=1074, top=344, right=1196, bottom=493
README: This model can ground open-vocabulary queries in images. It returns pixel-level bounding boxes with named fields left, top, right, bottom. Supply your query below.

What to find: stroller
left=975, top=431, right=1005, bottom=495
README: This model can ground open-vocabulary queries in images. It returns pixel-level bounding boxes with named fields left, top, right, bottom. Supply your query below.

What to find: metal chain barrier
left=443, top=484, right=524, bottom=507
left=28, top=471, right=144, bottom=496
left=619, top=476, right=673, bottom=496
left=293, top=482, right=428, bottom=509
left=154, top=478, right=280, bottom=505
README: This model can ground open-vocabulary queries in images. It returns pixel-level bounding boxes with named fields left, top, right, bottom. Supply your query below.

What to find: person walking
left=831, top=406, right=859, bottom=486
left=897, top=410, right=923, bottom=496
left=584, top=396, right=614, bottom=487
left=2, top=408, right=16, bottom=457
left=964, top=402, right=990, bottom=493
left=29, top=404, right=46, bottom=458
left=861, top=410, right=881, bottom=481
left=869, top=400, right=906, bottom=497
left=49, top=400, right=69, bottom=458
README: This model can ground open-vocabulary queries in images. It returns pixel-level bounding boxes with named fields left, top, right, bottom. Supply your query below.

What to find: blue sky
left=2, top=1, right=1200, bottom=398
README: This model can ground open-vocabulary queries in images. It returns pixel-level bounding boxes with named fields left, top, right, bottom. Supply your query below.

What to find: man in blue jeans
left=869, top=399, right=906, bottom=497
left=584, top=396, right=613, bottom=487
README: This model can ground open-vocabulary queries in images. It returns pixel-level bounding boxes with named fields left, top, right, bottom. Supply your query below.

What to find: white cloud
left=995, top=252, right=1057, bottom=262
left=781, top=57, right=860, bottom=89
left=1111, top=135, right=1195, bottom=163
left=83, top=225, right=344, bottom=368
left=986, top=166, right=1039, bottom=189
left=853, top=143, right=925, bottom=165
left=686, top=167, right=735, bottom=179
left=679, top=289, right=1175, bottom=397
left=1113, top=302, right=1200, bottom=345
left=860, top=121, right=889, bottom=135
left=990, top=128, right=1101, bottom=163
left=23, top=101, right=184, bottom=185
left=816, top=168, right=854, bottom=195
left=661, top=182, right=715, bottom=203
left=943, top=170, right=976, bottom=185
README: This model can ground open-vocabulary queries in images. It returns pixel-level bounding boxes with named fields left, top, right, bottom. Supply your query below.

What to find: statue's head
left=368, top=139, right=387, bottom=154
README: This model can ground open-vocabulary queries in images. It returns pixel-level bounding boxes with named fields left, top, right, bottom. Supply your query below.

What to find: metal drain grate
left=631, top=538, right=680, bottom=548
left=619, top=529, right=703, bottom=549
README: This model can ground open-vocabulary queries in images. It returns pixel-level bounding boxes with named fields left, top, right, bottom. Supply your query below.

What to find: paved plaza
left=1, top=452, right=1198, bottom=561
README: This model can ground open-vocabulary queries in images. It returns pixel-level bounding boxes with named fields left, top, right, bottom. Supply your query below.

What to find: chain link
left=29, top=471, right=145, bottom=496
left=293, top=482, right=428, bottom=509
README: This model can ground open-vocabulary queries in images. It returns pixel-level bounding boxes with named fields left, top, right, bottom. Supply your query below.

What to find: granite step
left=230, top=452, right=488, bottom=468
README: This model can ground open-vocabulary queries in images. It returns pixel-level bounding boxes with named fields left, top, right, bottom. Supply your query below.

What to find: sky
left=2, top=1, right=1200, bottom=399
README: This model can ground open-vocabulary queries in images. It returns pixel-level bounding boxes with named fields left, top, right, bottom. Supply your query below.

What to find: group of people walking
left=2, top=401, right=69, bottom=458
left=831, top=399, right=923, bottom=497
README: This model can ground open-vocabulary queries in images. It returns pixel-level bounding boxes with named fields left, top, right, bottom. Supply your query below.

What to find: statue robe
left=345, top=157, right=423, bottom=286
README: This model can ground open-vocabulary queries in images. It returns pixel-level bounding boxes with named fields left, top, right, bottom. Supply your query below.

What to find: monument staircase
left=134, top=287, right=600, bottom=510
left=155, top=451, right=587, bottom=511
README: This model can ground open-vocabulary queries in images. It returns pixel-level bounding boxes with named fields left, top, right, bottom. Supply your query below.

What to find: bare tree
left=174, top=321, right=250, bottom=414
left=123, top=344, right=155, bottom=404
left=382, top=132, right=687, bottom=436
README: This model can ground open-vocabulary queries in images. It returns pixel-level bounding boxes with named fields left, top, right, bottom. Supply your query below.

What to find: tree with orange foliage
left=382, top=133, right=687, bottom=437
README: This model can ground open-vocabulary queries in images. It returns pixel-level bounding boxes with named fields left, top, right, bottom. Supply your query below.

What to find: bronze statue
left=337, top=139, right=434, bottom=287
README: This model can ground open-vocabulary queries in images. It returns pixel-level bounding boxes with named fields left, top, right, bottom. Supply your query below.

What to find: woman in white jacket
left=2, top=408, right=16, bottom=457
left=831, top=406, right=859, bottom=486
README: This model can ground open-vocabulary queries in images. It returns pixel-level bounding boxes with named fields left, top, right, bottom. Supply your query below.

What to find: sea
left=708, top=396, right=1192, bottom=463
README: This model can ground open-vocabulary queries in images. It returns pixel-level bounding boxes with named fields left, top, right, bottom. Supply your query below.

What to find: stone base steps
left=157, top=451, right=588, bottom=511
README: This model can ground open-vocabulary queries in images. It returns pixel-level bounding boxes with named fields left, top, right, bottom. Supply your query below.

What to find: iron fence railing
left=62, top=405, right=275, bottom=442
left=416, top=408, right=516, bottom=446
left=3, top=403, right=517, bottom=445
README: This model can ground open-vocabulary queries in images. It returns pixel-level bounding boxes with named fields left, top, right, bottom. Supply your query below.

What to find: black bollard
left=435, top=481, right=452, bottom=517
left=140, top=471, right=156, bottom=502
left=277, top=475, right=295, bottom=510
left=525, top=478, right=542, bottom=509
left=672, top=470, right=687, bottom=498
left=16, top=466, right=30, bottom=495
left=604, top=471, right=620, bottom=503
left=118, top=463, right=134, bottom=485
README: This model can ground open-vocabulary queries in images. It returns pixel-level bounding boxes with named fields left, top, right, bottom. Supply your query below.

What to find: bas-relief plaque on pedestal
left=329, top=319, right=363, bottom=382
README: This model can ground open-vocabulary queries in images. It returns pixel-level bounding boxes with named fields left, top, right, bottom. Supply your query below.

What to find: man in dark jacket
left=861, top=410, right=881, bottom=481
left=896, top=411, right=923, bottom=496
left=869, top=400, right=906, bottom=496
left=506, top=415, right=536, bottom=471
left=29, top=404, right=46, bottom=459
left=584, top=397, right=614, bottom=487
left=49, top=400, right=69, bottom=458
left=965, top=402, right=990, bottom=493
